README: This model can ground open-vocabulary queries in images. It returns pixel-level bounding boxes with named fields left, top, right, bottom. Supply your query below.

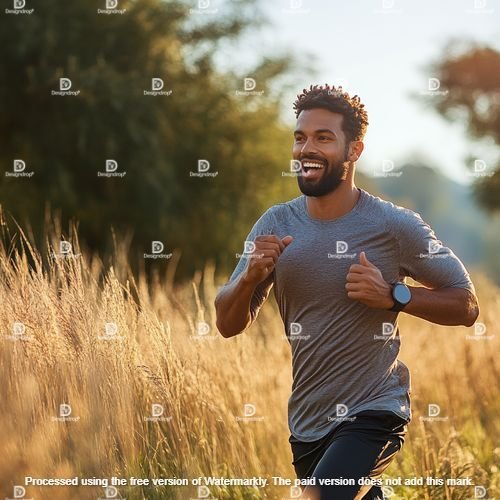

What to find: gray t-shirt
left=226, top=188, right=474, bottom=442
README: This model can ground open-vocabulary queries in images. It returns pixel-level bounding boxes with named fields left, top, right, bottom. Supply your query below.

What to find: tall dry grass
left=0, top=218, right=498, bottom=500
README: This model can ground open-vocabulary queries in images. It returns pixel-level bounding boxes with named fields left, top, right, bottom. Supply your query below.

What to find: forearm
left=215, top=273, right=259, bottom=338
left=403, top=286, right=479, bottom=326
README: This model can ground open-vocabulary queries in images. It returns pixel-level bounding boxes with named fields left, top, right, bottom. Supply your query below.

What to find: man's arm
left=402, top=285, right=478, bottom=326
left=346, top=249, right=479, bottom=327
left=215, top=271, right=273, bottom=338
left=215, top=235, right=293, bottom=338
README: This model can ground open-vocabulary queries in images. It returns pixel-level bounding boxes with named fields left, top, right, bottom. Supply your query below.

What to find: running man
left=214, top=84, right=479, bottom=500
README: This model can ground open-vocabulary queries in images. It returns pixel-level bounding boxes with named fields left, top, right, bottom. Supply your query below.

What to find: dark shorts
left=289, top=410, right=409, bottom=500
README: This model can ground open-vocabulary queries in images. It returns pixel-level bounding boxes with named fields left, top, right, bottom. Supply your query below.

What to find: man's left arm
left=345, top=209, right=479, bottom=327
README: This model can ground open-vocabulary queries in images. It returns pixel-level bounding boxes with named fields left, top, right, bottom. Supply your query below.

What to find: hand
left=345, top=251, right=394, bottom=309
left=242, top=235, right=293, bottom=285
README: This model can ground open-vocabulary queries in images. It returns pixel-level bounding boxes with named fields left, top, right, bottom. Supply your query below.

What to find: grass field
left=0, top=222, right=498, bottom=500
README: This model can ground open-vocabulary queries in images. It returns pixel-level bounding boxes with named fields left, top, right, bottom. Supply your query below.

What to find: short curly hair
left=293, top=84, right=369, bottom=143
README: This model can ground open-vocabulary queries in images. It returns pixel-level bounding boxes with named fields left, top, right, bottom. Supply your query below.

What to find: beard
left=297, top=153, right=349, bottom=197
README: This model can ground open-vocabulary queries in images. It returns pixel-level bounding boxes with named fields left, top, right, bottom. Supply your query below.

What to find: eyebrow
left=294, top=128, right=337, bottom=137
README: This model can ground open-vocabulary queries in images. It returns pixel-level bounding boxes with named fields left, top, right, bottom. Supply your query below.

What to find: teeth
left=302, top=162, right=324, bottom=169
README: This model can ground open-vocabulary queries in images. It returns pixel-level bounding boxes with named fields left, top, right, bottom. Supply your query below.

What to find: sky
left=215, top=0, right=500, bottom=184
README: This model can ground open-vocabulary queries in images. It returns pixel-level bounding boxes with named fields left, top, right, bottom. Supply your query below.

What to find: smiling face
left=293, top=108, right=351, bottom=197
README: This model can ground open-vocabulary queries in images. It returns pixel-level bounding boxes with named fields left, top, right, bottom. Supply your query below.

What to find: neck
left=305, top=175, right=360, bottom=220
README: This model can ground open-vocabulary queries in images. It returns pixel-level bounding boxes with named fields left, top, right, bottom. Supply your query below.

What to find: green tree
left=0, top=0, right=298, bottom=279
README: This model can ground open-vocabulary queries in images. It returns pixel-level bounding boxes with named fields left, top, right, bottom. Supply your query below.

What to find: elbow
left=462, top=294, right=480, bottom=327
left=463, top=307, right=479, bottom=328
left=215, top=317, right=233, bottom=338
left=214, top=296, right=242, bottom=339
left=214, top=298, right=230, bottom=338
left=215, top=318, right=243, bottom=339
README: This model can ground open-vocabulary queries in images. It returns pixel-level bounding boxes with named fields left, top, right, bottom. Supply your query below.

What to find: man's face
left=292, top=108, right=350, bottom=197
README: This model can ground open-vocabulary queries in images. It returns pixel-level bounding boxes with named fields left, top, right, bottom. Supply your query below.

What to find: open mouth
left=302, top=160, right=325, bottom=172
left=300, top=159, right=326, bottom=179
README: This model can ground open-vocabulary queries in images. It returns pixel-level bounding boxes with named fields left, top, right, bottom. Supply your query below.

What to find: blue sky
left=214, top=0, right=500, bottom=184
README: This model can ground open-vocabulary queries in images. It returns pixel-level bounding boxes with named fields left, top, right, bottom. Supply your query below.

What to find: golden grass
left=0, top=221, right=498, bottom=500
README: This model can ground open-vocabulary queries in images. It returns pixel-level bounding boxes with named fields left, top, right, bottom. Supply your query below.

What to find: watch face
left=394, top=283, right=411, bottom=305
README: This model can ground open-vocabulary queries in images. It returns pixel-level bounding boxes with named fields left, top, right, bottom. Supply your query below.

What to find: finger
left=346, top=272, right=364, bottom=282
left=255, top=235, right=285, bottom=251
left=255, top=241, right=284, bottom=254
left=262, top=258, right=277, bottom=275
left=347, top=291, right=364, bottom=299
left=360, top=251, right=375, bottom=268
left=282, top=235, right=293, bottom=247
left=348, top=264, right=368, bottom=274
left=254, top=256, right=276, bottom=271
left=345, top=282, right=363, bottom=291
left=253, top=249, right=279, bottom=265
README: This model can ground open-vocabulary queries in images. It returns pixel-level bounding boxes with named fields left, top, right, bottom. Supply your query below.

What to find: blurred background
left=1, top=0, right=499, bottom=281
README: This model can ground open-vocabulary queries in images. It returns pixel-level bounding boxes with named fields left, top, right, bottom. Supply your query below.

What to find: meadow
left=0, top=220, right=498, bottom=500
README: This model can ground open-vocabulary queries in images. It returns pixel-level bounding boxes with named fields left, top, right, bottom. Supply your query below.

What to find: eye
left=294, top=135, right=305, bottom=143
left=318, top=135, right=331, bottom=141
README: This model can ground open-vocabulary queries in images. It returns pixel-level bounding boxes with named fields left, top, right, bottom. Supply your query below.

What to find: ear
left=348, top=141, right=364, bottom=162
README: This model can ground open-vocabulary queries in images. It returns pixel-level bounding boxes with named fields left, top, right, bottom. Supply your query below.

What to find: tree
left=0, top=0, right=298, bottom=279
left=425, top=44, right=500, bottom=211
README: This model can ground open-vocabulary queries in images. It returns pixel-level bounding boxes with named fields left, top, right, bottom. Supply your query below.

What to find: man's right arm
left=215, top=235, right=293, bottom=338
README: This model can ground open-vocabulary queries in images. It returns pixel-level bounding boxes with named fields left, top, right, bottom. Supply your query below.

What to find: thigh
left=290, top=435, right=327, bottom=480
left=303, top=415, right=406, bottom=500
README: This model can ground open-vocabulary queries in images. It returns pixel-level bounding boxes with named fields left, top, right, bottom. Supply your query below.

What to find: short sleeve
left=224, top=206, right=278, bottom=319
left=390, top=207, right=475, bottom=293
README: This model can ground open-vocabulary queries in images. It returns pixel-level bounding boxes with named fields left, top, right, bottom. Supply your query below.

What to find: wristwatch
left=389, top=282, right=412, bottom=312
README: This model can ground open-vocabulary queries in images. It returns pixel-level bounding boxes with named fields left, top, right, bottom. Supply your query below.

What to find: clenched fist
left=242, top=234, right=293, bottom=285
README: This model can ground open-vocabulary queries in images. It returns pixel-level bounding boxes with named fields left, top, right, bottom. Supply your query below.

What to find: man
left=214, top=84, right=479, bottom=500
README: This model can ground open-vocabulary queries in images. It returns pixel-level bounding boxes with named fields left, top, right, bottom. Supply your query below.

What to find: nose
left=300, top=137, right=318, bottom=158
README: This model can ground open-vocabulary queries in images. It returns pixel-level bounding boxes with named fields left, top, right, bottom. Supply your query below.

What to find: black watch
left=389, top=282, right=412, bottom=312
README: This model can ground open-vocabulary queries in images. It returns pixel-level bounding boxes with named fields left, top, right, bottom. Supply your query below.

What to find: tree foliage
left=0, top=0, right=298, bottom=279
left=427, top=44, right=500, bottom=211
